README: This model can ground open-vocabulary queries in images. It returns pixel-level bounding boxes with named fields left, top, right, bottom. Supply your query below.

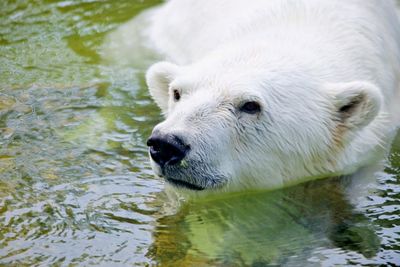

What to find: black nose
left=147, top=133, right=190, bottom=168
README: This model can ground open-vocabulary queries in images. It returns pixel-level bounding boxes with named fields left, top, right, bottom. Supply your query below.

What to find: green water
left=0, top=1, right=399, bottom=266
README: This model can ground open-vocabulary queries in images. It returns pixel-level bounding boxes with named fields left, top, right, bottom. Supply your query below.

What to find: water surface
left=0, top=1, right=399, bottom=266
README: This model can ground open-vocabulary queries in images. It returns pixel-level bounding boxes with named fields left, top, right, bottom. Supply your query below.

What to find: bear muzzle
left=147, top=131, right=228, bottom=191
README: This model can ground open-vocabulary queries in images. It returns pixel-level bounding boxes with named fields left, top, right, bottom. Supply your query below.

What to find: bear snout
left=147, top=132, right=190, bottom=168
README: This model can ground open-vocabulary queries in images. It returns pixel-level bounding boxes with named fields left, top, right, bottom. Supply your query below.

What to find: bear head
left=145, top=56, right=383, bottom=194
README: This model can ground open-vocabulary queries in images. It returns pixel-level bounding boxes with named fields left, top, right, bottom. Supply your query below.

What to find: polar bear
left=144, top=0, right=400, bottom=193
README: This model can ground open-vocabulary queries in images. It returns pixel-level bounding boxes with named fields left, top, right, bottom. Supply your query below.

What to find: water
left=0, top=1, right=399, bottom=266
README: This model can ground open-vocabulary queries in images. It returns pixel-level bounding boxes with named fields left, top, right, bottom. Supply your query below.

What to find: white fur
left=143, top=0, right=400, bottom=193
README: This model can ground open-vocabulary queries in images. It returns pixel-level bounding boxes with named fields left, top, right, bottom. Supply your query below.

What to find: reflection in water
left=0, top=0, right=399, bottom=266
left=148, top=176, right=381, bottom=266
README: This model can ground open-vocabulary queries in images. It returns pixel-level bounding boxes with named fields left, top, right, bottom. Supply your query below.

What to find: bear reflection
left=147, top=176, right=380, bottom=266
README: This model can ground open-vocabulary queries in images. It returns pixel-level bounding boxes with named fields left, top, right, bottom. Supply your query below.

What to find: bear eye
left=173, top=89, right=181, bottom=101
left=239, top=101, right=261, bottom=114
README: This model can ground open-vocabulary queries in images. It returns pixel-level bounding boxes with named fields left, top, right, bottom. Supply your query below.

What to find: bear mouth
left=166, top=178, right=205, bottom=191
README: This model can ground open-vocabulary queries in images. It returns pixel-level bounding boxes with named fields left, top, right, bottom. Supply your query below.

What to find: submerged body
left=143, top=0, right=400, bottom=193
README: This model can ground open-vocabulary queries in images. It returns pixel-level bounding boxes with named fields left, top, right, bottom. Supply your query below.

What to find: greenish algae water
left=0, top=1, right=399, bottom=266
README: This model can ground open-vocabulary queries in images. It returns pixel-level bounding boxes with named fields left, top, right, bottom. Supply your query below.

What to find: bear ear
left=146, top=61, right=180, bottom=113
left=327, top=81, right=383, bottom=129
